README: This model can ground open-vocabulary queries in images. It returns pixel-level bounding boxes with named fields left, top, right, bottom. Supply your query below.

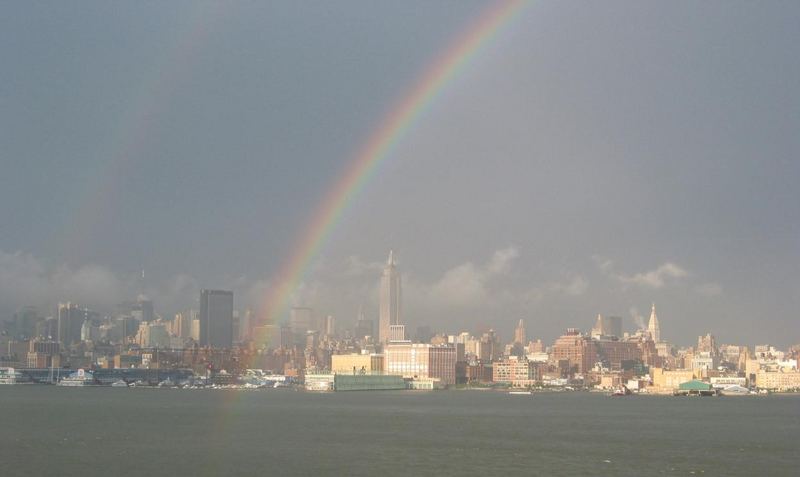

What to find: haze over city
left=1, top=1, right=799, bottom=346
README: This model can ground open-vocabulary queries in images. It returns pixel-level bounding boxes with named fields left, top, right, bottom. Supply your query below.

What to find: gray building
left=57, top=302, right=88, bottom=345
left=591, top=314, right=623, bottom=339
left=290, top=307, right=314, bottom=346
left=199, top=290, right=234, bottom=348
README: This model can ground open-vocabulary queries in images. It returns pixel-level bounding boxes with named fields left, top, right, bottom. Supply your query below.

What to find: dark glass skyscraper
left=57, top=302, right=86, bottom=345
left=199, top=289, right=233, bottom=348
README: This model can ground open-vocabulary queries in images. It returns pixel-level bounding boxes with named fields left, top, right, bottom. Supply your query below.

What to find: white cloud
left=0, top=249, right=217, bottom=319
left=54, top=264, right=127, bottom=307
left=431, top=262, right=489, bottom=307
left=487, top=247, right=519, bottom=275
left=596, top=258, right=689, bottom=289
left=430, top=247, right=519, bottom=308
left=620, top=262, right=688, bottom=289
left=0, top=250, right=133, bottom=313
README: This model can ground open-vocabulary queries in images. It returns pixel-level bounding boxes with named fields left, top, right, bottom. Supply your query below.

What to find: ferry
left=0, top=367, right=21, bottom=385
left=719, top=385, right=753, bottom=396
left=57, top=369, right=95, bottom=387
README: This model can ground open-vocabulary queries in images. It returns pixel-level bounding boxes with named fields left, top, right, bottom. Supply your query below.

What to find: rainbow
left=252, top=0, right=527, bottom=350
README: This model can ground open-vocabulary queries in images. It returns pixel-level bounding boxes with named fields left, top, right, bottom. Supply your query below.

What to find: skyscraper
left=57, top=302, right=86, bottom=345
left=379, top=250, right=402, bottom=345
left=199, top=289, right=234, bottom=348
left=606, top=316, right=623, bottom=338
left=355, top=307, right=374, bottom=341
left=290, top=307, right=314, bottom=334
left=240, top=309, right=254, bottom=342
left=647, top=303, right=661, bottom=343
left=591, top=314, right=623, bottom=338
left=137, top=295, right=154, bottom=323
left=514, top=319, right=526, bottom=345
left=173, top=312, right=190, bottom=339
left=323, top=315, right=335, bottom=338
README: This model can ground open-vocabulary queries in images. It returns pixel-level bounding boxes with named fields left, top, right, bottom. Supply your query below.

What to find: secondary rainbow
left=253, top=0, right=527, bottom=348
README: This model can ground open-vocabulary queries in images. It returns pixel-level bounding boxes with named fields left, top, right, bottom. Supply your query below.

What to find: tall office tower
left=379, top=250, right=402, bottom=345
left=137, top=295, right=154, bottom=323
left=57, top=302, right=85, bottom=345
left=290, top=307, right=314, bottom=345
left=279, top=325, right=293, bottom=349
left=355, top=308, right=374, bottom=341
left=514, top=319, right=526, bottom=345
left=232, top=310, right=240, bottom=344
left=199, top=289, right=234, bottom=348
left=36, top=317, right=58, bottom=341
left=528, top=339, right=544, bottom=353
left=323, top=315, right=335, bottom=338
left=13, top=306, right=39, bottom=339
left=232, top=310, right=242, bottom=343
left=240, top=309, right=254, bottom=342
left=173, top=312, right=191, bottom=339
left=592, top=315, right=624, bottom=338
left=591, top=314, right=605, bottom=338
left=647, top=303, right=661, bottom=343
left=191, top=318, right=200, bottom=341
left=251, top=323, right=278, bottom=348
left=290, top=307, right=313, bottom=332
left=697, top=333, right=717, bottom=355
left=606, top=316, right=623, bottom=338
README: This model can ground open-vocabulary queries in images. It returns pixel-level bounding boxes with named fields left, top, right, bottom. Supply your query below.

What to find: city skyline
left=2, top=3, right=799, bottom=476
left=1, top=2, right=799, bottom=347
left=2, top=257, right=795, bottom=351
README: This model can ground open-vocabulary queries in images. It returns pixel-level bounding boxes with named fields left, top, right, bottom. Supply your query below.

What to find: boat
left=57, top=368, right=95, bottom=386
left=0, top=367, right=21, bottom=385
left=718, top=385, right=752, bottom=396
left=611, top=386, right=632, bottom=397
left=110, top=379, right=129, bottom=388
left=508, top=391, right=532, bottom=395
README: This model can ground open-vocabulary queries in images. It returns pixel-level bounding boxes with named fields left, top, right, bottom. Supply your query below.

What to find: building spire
left=514, top=319, right=526, bottom=345
left=379, top=249, right=402, bottom=345
left=647, top=303, right=660, bottom=343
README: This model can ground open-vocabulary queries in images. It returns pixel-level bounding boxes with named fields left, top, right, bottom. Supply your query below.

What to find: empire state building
left=379, top=250, right=402, bottom=344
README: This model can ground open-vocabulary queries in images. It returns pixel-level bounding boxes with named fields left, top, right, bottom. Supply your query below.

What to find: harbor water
left=1, top=387, right=798, bottom=476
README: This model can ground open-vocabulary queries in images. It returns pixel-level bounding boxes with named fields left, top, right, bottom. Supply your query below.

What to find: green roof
left=679, top=380, right=713, bottom=391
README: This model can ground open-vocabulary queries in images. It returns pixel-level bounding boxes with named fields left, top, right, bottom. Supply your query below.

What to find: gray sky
left=1, top=1, right=798, bottom=347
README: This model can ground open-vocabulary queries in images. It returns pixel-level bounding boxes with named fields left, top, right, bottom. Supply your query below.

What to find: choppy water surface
left=1, top=387, right=797, bottom=476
